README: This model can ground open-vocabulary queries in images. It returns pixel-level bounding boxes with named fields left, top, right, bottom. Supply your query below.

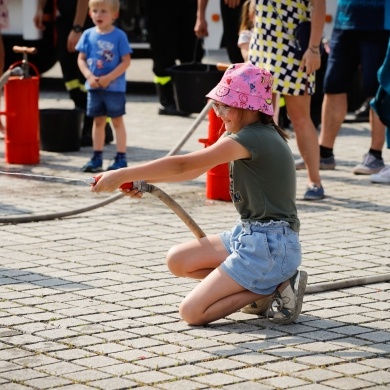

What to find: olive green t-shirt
left=228, top=121, right=300, bottom=232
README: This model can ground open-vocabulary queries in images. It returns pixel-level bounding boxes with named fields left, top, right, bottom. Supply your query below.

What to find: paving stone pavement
left=0, top=84, right=389, bottom=389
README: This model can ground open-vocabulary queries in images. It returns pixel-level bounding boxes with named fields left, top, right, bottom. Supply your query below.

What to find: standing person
left=248, top=0, right=326, bottom=200
left=144, top=0, right=202, bottom=116
left=370, top=36, right=390, bottom=184
left=34, top=0, right=113, bottom=147
left=318, top=0, right=389, bottom=175
left=195, top=0, right=245, bottom=63
left=77, top=0, right=132, bottom=172
left=91, top=63, right=308, bottom=326
left=237, top=0, right=255, bottom=61
left=0, top=0, right=8, bottom=138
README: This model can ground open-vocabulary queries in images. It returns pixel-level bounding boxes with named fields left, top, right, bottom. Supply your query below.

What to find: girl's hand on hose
left=91, top=171, right=126, bottom=193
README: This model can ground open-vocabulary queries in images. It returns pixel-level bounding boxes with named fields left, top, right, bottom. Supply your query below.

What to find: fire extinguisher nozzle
left=10, top=67, right=23, bottom=76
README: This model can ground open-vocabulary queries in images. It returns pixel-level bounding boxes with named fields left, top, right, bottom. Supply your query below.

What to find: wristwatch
left=72, top=25, right=83, bottom=33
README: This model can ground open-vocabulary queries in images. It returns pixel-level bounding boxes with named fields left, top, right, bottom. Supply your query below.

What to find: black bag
left=294, top=21, right=324, bottom=60
left=294, top=21, right=311, bottom=60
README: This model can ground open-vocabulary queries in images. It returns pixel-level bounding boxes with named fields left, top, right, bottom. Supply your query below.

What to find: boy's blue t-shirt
left=76, top=26, right=133, bottom=92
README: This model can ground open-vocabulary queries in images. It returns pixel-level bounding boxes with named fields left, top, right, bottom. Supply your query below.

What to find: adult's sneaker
left=81, top=156, right=103, bottom=173
left=370, top=165, right=390, bottom=183
left=303, top=184, right=324, bottom=200
left=269, top=270, right=308, bottom=325
left=107, top=157, right=127, bottom=171
left=320, top=155, right=336, bottom=170
left=352, top=153, right=385, bottom=175
left=295, top=155, right=336, bottom=170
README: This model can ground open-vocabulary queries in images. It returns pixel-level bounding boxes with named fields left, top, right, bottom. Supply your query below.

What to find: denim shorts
left=219, top=221, right=301, bottom=295
left=87, top=90, right=126, bottom=118
left=323, top=29, right=389, bottom=96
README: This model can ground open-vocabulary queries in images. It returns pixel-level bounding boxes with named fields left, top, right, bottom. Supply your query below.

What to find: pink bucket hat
left=206, top=63, right=274, bottom=116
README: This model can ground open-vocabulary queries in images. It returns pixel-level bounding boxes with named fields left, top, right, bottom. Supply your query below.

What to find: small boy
left=77, top=0, right=132, bottom=172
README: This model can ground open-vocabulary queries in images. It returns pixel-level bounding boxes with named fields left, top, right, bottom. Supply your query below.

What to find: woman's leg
left=284, top=93, right=322, bottom=187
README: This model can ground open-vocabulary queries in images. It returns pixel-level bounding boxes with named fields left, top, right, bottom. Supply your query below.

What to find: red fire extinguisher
left=199, top=108, right=231, bottom=202
left=1, top=46, right=40, bottom=165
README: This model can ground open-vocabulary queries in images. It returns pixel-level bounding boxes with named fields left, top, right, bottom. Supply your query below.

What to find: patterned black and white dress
left=248, top=0, right=315, bottom=96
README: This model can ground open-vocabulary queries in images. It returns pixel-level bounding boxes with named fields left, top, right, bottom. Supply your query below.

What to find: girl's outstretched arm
left=91, top=136, right=250, bottom=192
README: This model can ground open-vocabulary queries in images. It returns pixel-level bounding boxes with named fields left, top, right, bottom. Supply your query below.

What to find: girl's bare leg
left=180, top=268, right=270, bottom=325
left=166, top=234, right=228, bottom=279
left=166, top=235, right=271, bottom=325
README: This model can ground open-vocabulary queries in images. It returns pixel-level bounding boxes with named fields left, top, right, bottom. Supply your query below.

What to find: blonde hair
left=239, top=0, right=255, bottom=32
left=89, top=0, right=120, bottom=13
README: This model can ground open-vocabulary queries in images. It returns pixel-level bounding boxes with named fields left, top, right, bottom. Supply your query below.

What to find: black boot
left=156, top=82, right=190, bottom=117
left=81, top=114, right=93, bottom=147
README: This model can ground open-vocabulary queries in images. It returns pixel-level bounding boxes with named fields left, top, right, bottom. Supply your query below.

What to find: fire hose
left=0, top=172, right=206, bottom=239
left=0, top=69, right=389, bottom=292
left=0, top=170, right=389, bottom=294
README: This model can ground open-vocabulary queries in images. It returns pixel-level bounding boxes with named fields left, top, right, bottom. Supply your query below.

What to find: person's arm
left=34, top=0, right=48, bottom=30
left=91, top=135, right=250, bottom=192
left=238, top=30, right=253, bottom=62
left=194, top=0, right=209, bottom=38
left=301, top=0, right=325, bottom=74
left=67, top=0, right=89, bottom=52
left=224, top=0, right=242, bottom=8
left=98, top=53, right=131, bottom=89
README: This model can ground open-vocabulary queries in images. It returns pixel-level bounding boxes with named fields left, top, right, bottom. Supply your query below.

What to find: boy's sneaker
left=241, top=295, right=274, bottom=316
left=352, top=153, right=385, bottom=175
left=269, top=270, right=308, bottom=325
left=295, top=155, right=336, bottom=170
left=303, top=184, right=324, bottom=200
left=370, top=165, right=390, bottom=183
left=107, top=157, right=127, bottom=171
left=81, top=156, right=103, bottom=173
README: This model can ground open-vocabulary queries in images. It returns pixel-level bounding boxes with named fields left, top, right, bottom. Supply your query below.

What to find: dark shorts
left=323, top=29, right=390, bottom=96
left=87, top=90, right=126, bottom=118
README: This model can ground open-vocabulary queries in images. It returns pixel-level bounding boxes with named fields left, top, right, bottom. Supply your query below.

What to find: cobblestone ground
left=0, top=91, right=389, bottom=390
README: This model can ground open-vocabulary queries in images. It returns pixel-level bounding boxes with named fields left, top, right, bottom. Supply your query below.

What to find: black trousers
left=220, top=0, right=245, bottom=63
left=144, top=0, right=201, bottom=78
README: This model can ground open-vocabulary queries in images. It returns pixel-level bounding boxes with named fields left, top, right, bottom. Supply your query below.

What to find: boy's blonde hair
left=89, top=0, right=120, bottom=13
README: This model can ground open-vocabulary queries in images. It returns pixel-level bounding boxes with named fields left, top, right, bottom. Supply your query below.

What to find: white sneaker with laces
left=370, top=165, right=390, bottom=183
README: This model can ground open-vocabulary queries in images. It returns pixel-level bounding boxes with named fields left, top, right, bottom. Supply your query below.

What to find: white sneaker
left=370, top=165, right=390, bottom=183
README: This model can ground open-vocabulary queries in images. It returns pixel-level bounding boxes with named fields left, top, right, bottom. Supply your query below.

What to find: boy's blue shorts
left=87, top=90, right=126, bottom=118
